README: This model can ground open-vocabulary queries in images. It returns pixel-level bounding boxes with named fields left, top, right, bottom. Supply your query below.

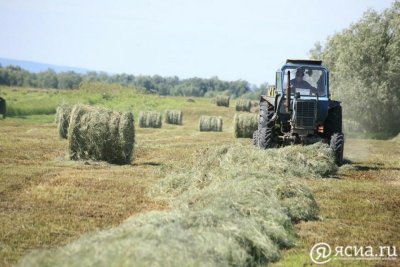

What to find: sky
left=0, top=0, right=395, bottom=85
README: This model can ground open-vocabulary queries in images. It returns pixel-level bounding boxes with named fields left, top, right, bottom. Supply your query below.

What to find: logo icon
left=310, top=242, right=332, bottom=264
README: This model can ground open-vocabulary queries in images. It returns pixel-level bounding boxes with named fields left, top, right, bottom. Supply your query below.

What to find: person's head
left=295, top=69, right=305, bottom=81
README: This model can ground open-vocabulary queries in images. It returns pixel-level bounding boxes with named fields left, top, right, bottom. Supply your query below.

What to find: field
left=0, top=86, right=399, bottom=266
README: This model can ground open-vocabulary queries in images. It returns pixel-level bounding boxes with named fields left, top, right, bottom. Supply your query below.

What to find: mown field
left=0, top=86, right=399, bottom=267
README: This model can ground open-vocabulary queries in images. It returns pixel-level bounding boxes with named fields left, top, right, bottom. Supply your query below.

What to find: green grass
left=0, top=85, right=216, bottom=118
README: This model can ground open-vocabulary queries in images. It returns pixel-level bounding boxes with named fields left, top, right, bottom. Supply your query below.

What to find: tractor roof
left=285, top=59, right=322, bottom=66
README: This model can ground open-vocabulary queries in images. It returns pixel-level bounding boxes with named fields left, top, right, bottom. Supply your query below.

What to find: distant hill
left=0, top=58, right=91, bottom=74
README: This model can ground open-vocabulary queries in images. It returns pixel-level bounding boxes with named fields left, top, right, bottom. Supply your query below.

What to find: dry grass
left=18, top=143, right=337, bottom=267
left=272, top=139, right=400, bottom=267
left=0, top=86, right=399, bottom=266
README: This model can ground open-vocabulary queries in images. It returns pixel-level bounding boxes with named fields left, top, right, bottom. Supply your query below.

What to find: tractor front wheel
left=330, top=133, right=344, bottom=165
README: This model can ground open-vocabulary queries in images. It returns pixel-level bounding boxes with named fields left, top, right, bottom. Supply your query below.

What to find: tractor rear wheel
left=257, top=101, right=276, bottom=149
left=330, top=133, right=344, bottom=165
left=324, top=105, right=342, bottom=136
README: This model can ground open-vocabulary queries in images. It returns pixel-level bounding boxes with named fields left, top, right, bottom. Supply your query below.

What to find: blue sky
left=0, top=0, right=395, bottom=85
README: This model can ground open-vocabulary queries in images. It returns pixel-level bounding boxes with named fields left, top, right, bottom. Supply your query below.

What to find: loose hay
left=20, top=143, right=337, bottom=267
left=216, top=95, right=230, bottom=107
left=234, top=113, right=258, bottom=138
left=68, top=105, right=134, bottom=164
left=139, top=111, right=162, bottom=128
left=235, top=99, right=251, bottom=112
left=199, top=115, right=223, bottom=132
left=164, top=110, right=183, bottom=125
left=55, top=104, right=73, bottom=139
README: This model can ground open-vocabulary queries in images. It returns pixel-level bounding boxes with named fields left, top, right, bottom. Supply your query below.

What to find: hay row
left=139, top=111, right=162, bottom=128
left=164, top=110, right=183, bottom=125
left=68, top=105, right=134, bottom=164
left=199, top=115, right=223, bottom=132
left=55, top=104, right=73, bottom=139
left=235, top=99, right=251, bottom=112
left=233, top=113, right=258, bottom=138
left=215, top=95, right=230, bottom=107
left=19, top=144, right=337, bottom=266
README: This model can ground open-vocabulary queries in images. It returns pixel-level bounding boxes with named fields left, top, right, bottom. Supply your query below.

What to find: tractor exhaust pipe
left=286, top=71, right=291, bottom=113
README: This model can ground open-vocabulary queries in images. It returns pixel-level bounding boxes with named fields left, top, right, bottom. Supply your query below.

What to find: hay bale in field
left=139, top=111, right=162, bottom=128
left=215, top=95, right=230, bottom=107
left=234, top=113, right=258, bottom=138
left=0, top=97, right=6, bottom=118
left=250, top=100, right=260, bottom=113
left=235, top=99, right=251, bottom=112
left=68, top=105, right=134, bottom=164
left=55, top=104, right=73, bottom=139
left=199, top=116, right=223, bottom=132
left=164, top=110, right=183, bottom=125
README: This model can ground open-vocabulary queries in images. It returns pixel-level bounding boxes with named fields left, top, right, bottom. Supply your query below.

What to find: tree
left=313, top=1, right=400, bottom=134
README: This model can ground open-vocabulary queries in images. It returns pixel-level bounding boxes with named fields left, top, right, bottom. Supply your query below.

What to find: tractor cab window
left=282, top=68, right=326, bottom=97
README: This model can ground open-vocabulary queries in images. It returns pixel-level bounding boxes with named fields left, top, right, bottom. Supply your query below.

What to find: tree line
left=0, top=64, right=267, bottom=99
left=309, top=1, right=400, bottom=135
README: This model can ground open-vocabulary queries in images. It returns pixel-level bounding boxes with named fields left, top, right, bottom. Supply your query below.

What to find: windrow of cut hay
left=164, top=110, right=183, bottom=125
left=234, top=113, right=258, bottom=138
left=55, top=104, right=73, bottom=139
left=20, top=143, right=337, bottom=267
left=199, top=115, right=223, bottom=132
left=68, top=105, right=134, bottom=164
left=216, top=95, right=230, bottom=107
left=235, top=99, right=251, bottom=112
left=139, top=111, right=162, bottom=128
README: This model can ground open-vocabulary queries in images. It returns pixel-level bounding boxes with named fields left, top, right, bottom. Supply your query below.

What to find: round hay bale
left=165, top=110, right=183, bottom=125
left=55, top=104, right=73, bottom=139
left=0, top=97, right=6, bottom=119
left=199, top=116, right=223, bottom=132
left=68, top=105, right=135, bottom=164
left=139, top=111, right=162, bottom=128
left=234, top=113, right=258, bottom=138
left=215, top=96, right=230, bottom=107
left=235, top=99, right=251, bottom=112
left=251, top=100, right=259, bottom=107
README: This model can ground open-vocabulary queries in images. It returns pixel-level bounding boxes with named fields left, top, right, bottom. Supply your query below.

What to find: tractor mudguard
left=329, top=100, right=341, bottom=109
left=260, top=95, right=275, bottom=108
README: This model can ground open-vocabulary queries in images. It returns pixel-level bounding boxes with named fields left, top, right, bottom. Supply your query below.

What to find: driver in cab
left=290, top=69, right=313, bottom=90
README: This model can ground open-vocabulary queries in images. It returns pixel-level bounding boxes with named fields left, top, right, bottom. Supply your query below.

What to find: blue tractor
left=253, top=59, right=344, bottom=165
